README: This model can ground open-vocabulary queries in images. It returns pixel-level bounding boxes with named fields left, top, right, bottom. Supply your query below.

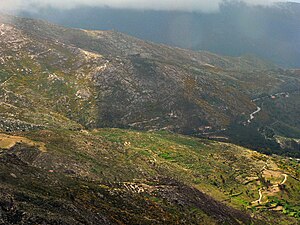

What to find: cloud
left=0, top=0, right=292, bottom=13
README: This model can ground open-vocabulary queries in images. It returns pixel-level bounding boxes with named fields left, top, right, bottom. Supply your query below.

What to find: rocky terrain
left=0, top=15, right=299, bottom=224
left=1, top=14, right=300, bottom=157
left=0, top=129, right=299, bottom=224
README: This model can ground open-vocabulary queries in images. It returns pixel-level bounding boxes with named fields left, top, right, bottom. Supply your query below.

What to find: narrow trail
left=252, top=189, right=263, bottom=204
left=258, top=189, right=263, bottom=203
left=247, top=106, right=261, bottom=124
left=252, top=171, right=289, bottom=205
left=251, top=160, right=290, bottom=205
left=280, top=174, right=288, bottom=185
left=246, top=91, right=290, bottom=125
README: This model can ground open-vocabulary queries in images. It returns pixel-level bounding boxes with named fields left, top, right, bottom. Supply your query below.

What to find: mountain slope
left=0, top=15, right=299, bottom=224
left=1, top=14, right=300, bottom=157
left=1, top=129, right=299, bottom=224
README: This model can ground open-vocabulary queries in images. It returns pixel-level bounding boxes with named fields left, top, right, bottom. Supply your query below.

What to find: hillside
left=0, top=129, right=299, bottom=224
left=1, top=14, right=300, bottom=157
left=0, top=15, right=300, bottom=224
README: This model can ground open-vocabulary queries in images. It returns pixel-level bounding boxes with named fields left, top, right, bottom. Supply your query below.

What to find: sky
left=1, top=0, right=299, bottom=13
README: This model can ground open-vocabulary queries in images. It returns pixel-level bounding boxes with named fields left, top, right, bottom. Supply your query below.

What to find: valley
left=0, top=14, right=299, bottom=224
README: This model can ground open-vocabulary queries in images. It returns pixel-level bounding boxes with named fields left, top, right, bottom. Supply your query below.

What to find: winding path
left=280, top=174, right=288, bottom=185
left=246, top=91, right=290, bottom=125
left=247, top=106, right=261, bottom=124
left=252, top=173, right=289, bottom=205
left=258, top=189, right=263, bottom=203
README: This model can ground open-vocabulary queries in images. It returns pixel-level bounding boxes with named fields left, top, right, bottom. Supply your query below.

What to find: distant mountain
left=19, top=2, right=300, bottom=68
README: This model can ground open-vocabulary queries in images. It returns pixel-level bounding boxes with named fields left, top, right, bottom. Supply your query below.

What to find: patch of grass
left=0, top=133, right=46, bottom=152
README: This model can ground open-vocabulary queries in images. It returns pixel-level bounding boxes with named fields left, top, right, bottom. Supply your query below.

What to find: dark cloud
left=0, top=0, right=293, bottom=13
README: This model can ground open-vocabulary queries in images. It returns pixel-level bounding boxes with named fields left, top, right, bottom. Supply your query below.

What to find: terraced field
left=0, top=128, right=299, bottom=224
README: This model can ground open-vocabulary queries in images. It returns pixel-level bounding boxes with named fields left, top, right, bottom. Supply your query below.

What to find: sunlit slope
left=0, top=128, right=299, bottom=224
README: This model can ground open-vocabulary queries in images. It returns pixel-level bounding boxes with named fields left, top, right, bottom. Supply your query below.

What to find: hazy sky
left=1, top=0, right=299, bottom=13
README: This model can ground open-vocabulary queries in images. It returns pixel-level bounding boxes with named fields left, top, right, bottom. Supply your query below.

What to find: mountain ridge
left=17, top=1, right=300, bottom=68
